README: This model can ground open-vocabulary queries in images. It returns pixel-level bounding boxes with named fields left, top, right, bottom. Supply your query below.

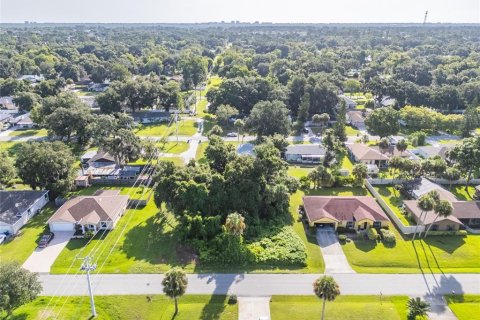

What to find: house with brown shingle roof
left=48, top=190, right=129, bottom=234
left=302, top=196, right=390, bottom=230
left=347, top=144, right=390, bottom=168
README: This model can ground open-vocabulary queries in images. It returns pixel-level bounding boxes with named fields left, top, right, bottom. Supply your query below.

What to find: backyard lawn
left=287, top=165, right=313, bottom=179
left=340, top=154, right=354, bottom=172
left=445, top=295, right=480, bottom=320
left=8, top=128, right=48, bottom=138
left=342, top=227, right=480, bottom=273
left=346, top=125, right=360, bottom=137
left=270, top=295, right=408, bottom=320
left=11, top=295, right=238, bottom=320
left=0, top=141, right=25, bottom=157
left=447, top=185, right=477, bottom=201
left=160, top=141, right=189, bottom=154
left=374, top=186, right=415, bottom=226
left=135, top=120, right=198, bottom=137
left=0, top=205, right=54, bottom=264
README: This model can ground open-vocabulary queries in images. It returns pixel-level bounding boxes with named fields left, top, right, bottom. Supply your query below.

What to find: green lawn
left=340, top=154, right=354, bottom=172
left=8, top=128, right=48, bottom=138
left=159, top=156, right=185, bottom=167
left=160, top=141, right=189, bottom=154
left=304, top=186, right=369, bottom=197
left=135, top=120, right=198, bottom=137
left=342, top=227, right=480, bottom=273
left=374, top=186, right=415, bottom=226
left=438, top=139, right=462, bottom=145
left=67, top=186, right=152, bottom=201
left=287, top=165, right=314, bottom=179
left=290, top=191, right=325, bottom=273
left=0, top=141, right=26, bottom=157
left=445, top=295, right=480, bottom=320
left=270, top=295, right=408, bottom=320
left=11, top=295, right=237, bottom=320
left=0, top=205, right=54, bottom=264
left=447, top=185, right=476, bottom=201
left=346, top=125, right=360, bottom=137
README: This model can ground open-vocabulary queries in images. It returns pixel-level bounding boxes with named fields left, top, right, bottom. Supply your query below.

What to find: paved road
left=39, top=273, right=480, bottom=296
left=316, top=228, right=355, bottom=274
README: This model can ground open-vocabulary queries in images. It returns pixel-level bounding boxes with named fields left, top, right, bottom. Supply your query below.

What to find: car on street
left=38, top=232, right=54, bottom=248
left=0, top=234, right=7, bottom=244
left=226, top=132, right=238, bottom=137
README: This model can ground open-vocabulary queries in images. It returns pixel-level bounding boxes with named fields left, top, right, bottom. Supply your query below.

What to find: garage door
left=49, top=222, right=75, bottom=232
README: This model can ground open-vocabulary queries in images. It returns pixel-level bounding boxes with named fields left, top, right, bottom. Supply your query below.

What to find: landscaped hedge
left=425, top=230, right=468, bottom=236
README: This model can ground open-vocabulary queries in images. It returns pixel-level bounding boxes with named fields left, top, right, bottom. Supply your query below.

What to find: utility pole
left=423, top=10, right=428, bottom=24
left=81, top=257, right=97, bottom=318
left=175, top=111, right=179, bottom=143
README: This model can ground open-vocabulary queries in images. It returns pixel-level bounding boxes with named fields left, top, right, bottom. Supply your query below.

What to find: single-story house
left=302, top=196, right=390, bottom=230
left=237, top=143, right=255, bottom=157
left=409, top=178, right=458, bottom=202
left=414, top=146, right=451, bottom=160
left=87, top=83, right=109, bottom=92
left=346, top=110, right=366, bottom=130
left=80, top=150, right=98, bottom=164
left=48, top=190, right=129, bottom=233
left=18, top=75, right=44, bottom=83
left=346, top=144, right=390, bottom=169
left=0, top=190, right=49, bottom=235
left=10, top=113, right=35, bottom=129
left=0, top=96, right=16, bottom=110
left=285, top=144, right=326, bottom=164
left=452, top=201, right=480, bottom=228
left=0, top=114, right=13, bottom=129
left=404, top=200, right=463, bottom=231
left=133, top=111, right=171, bottom=124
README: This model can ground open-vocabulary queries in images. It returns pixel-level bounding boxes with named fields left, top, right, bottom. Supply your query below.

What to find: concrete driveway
left=316, top=228, right=355, bottom=274
left=238, top=296, right=271, bottom=320
left=23, top=231, right=73, bottom=273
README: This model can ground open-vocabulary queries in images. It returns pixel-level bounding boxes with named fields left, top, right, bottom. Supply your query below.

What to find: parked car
left=226, top=132, right=238, bottom=137
left=38, top=232, right=54, bottom=248
left=0, top=234, right=6, bottom=244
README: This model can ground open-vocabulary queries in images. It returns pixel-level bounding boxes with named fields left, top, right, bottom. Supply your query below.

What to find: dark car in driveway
left=38, top=232, right=54, bottom=248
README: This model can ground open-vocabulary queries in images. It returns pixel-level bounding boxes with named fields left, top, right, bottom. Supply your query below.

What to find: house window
left=373, top=221, right=381, bottom=228
left=346, top=221, right=354, bottom=229
left=431, top=225, right=438, bottom=231
left=100, top=222, right=108, bottom=229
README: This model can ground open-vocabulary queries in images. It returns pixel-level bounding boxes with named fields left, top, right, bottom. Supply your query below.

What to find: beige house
left=48, top=190, right=129, bottom=234
left=404, top=200, right=462, bottom=231
left=302, top=196, right=390, bottom=230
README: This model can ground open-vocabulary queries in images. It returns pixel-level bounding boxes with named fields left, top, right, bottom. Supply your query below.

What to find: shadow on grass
left=351, top=238, right=377, bottom=252
left=198, top=295, right=231, bottom=320
left=424, top=236, right=465, bottom=254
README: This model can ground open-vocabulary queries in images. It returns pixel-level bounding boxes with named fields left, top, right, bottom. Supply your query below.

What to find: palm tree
left=388, top=156, right=403, bottom=181
left=225, top=212, right=246, bottom=237
left=234, top=119, right=245, bottom=143
left=412, top=195, right=435, bottom=241
left=442, top=167, right=461, bottom=190
left=407, top=297, right=430, bottom=320
left=424, top=200, right=453, bottom=238
left=313, top=276, right=340, bottom=320
left=162, top=267, right=188, bottom=316
left=378, top=137, right=390, bottom=153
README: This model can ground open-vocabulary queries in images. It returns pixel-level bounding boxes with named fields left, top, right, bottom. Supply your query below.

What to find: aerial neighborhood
left=0, top=21, right=479, bottom=320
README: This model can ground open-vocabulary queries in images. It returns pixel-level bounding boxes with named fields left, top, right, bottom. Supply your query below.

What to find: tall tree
left=442, top=167, right=461, bottom=190
left=13, top=92, right=40, bottom=113
left=162, top=267, right=188, bottom=317
left=396, top=139, right=408, bottom=153
left=365, top=107, right=400, bottom=138
left=0, top=262, right=42, bottom=316
left=15, top=141, right=76, bottom=197
left=313, top=276, right=340, bottom=320
left=352, top=163, right=368, bottom=186
left=448, top=136, right=480, bottom=194
left=215, top=104, right=239, bottom=126
left=0, top=152, right=16, bottom=189
left=179, top=54, right=208, bottom=113
left=246, top=100, right=291, bottom=137
left=101, top=128, right=142, bottom=165
left=333, top=100, right=347, bottom=142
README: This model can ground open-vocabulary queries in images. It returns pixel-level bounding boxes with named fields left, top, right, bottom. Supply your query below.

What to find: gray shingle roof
left=0, top=191, right=48, bottom=225
left=285, top=144, right=326, bottom=156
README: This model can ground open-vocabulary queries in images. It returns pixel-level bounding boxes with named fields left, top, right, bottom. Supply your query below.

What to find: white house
left=285, top=144, right=326, bottom=164
left=0, top=191, right=49, bottom=235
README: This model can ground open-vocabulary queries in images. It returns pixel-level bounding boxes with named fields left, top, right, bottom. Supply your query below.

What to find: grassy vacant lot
left=159, top=157, right=185, bottom=167
left=445, top=295, right=480, bottom=320
left=67, top=186, right=152, bottom=200
left=135, top=120, right=198, bottom=137
left=270, top=295, right=408, bottom=320
left=447, top=185, right=477, bottom=201
left=374, top=186, right=415, bottom=226
left=342, top=227, right=480, bottom=273
left=8, top=128, right=48, bottom=138
left=0, top=205, right=54, bottom=264
left=11, top=295, right=237, bottom=320
left=340, top=154, right=354, bottom=172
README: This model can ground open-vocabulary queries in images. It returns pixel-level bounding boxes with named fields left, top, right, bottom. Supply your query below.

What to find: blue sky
left=1, top=0, right=479, bottom=23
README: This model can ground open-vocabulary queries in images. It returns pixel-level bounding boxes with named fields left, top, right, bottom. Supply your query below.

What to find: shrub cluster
left=380, top=229, right=396, bottom=244
left=367, top=228, right=379, bottom=241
